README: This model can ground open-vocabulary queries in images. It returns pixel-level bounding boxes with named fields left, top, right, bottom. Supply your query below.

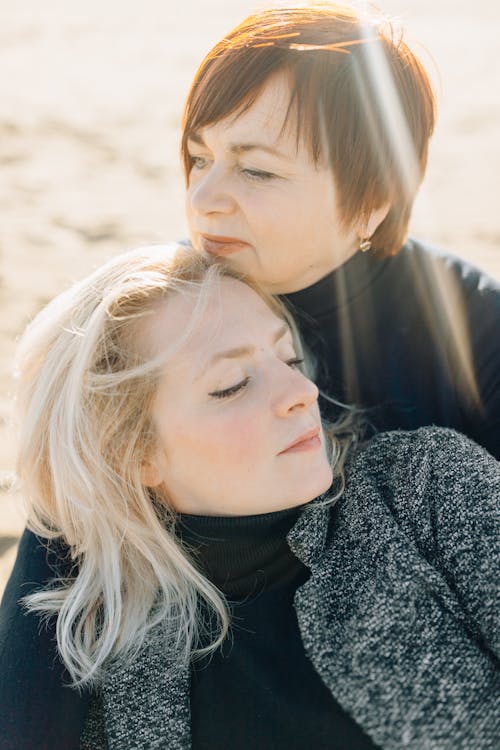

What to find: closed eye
left=209, top=377, right=250, bottom=399
left=240, top=167, right=277, bottom=181
left=208, top=358, right=303, bottom=400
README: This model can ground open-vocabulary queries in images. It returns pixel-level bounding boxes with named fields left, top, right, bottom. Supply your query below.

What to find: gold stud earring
left=359, top=237, right=372, bottom=253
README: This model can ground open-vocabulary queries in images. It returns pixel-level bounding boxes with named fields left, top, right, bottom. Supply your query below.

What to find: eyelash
left=240, top=168, right=276, bottom=182
left=209, top=377, right=251, bottom=400
left=188, top=155, right=276, bottom=182
left=209, top=358, right=304, bottom=400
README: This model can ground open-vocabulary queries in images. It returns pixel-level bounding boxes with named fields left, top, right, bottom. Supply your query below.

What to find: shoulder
left=0, top=530, right=89, bottom=748
left=392, top=238, right=500, bottom=303
left=344, top=426, right=499, bottom=553
left=347, top=425, right=498, bottom=499
left=350, top=237, right=500, bottom=348
left=0, top=529, right=74, bottom=694
left=1, top=528, right=73, bottom=604
left=0, top=528, right=71, bottom=677
left=350, top=422, right=494, bottom=462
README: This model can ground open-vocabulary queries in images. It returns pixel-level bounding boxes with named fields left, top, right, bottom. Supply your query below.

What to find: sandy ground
left=1, top=0, right=499, bottom=596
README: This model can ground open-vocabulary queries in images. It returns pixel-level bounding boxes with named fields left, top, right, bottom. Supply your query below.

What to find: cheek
left=173, top=409, right=266, bottom=467
left=185, top=194, right=196, bottom=232
left=212, top=409, right=265, bottom=461
left=255, top=194, right=316, bottom=247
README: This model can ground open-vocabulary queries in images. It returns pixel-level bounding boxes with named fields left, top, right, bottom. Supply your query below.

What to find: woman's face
left=185, top=72, right=361, bottom=294
left=144, top=277, right=333, bottom=516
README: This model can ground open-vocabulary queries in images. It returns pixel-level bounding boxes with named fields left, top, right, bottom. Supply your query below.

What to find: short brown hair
left=181, top=3, right=436, bottom=256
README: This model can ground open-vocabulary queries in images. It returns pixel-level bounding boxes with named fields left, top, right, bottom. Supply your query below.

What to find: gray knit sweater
left=81, top=427, right=500, bottom=749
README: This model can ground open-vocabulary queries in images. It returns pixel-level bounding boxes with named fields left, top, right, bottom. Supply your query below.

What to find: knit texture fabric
left=79, top=426, right=499, bottom=749
left=175, top=504, right=306, bottom=598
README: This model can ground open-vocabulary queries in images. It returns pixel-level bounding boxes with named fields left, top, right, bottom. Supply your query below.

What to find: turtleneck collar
left=175, top=504, right=311, bottom=600
left=284, top=249, right=388, bottom=319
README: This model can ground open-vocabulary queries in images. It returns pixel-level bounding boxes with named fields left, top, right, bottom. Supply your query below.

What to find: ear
left=140, top=458, right=163, bottom=488
left=357, top=203, right=390, bottom=239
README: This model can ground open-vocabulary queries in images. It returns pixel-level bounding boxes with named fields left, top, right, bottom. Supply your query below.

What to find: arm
left=421, top=429, right=500, bottom=657
left=443, top=253, right=500, bottom=459
left=368, top=427, right=500, bottom=659
left=0, top=529, right=90, bottom=750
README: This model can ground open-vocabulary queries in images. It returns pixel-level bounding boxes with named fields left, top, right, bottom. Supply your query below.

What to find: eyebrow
left=187, top=131, right=290, bottom=161
left=202, top=323, right=291, bottom=373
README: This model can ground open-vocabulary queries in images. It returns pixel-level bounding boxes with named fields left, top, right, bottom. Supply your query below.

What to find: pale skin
left=142, top=278, right=333, bottom=516
left=186, top=72, right=388, bottom=294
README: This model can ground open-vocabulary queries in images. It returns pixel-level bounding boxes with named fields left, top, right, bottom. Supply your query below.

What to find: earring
left=359, top=237, right=372, bottom=253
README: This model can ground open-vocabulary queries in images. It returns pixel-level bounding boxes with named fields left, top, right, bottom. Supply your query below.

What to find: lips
left=278, top=427, right=321, bottom=455
left=199, top=234, right=250, bottom=257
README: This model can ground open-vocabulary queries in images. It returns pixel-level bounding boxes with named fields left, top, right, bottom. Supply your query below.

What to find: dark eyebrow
left=231, top=143, right=289, bottom=160
left=186, top=131, right=205, bottom=146
left=186, top=131, right=290, bottom=161
left=200, top=323, right=291, bottom=374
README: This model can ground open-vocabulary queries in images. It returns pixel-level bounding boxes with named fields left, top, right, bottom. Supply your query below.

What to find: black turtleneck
left=177, top=506, right=379, bottom=750
left=283, top=240, right=500, bottom=459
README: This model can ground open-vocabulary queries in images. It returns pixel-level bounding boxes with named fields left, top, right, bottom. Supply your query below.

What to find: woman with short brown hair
left=182, top=2, right=499, bottom=455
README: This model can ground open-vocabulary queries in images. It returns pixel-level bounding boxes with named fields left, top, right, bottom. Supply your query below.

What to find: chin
left=286, top=474, right=334, bottom=508
left=309, top=472, right=335, bottom=502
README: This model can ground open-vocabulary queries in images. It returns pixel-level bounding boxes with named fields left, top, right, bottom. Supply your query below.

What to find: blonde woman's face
left=144, top=278, right=333, bottom=516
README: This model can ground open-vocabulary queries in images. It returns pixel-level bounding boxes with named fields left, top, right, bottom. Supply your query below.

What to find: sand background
left=1, top=0, right=499, bottom=596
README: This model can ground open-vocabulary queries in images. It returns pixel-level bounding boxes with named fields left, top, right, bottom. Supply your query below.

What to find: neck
left=176, top=505, right=310, bottom=599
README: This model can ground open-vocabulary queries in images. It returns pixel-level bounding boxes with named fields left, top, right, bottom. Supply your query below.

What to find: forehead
left=191, top=72, right=299, bottom=149
left=143, top=277, right=289, bottom=367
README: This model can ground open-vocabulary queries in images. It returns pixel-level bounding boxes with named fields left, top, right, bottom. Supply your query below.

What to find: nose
left=187, top=164, right=236, bottom=217
left=273, top=366, right=319, bottom=418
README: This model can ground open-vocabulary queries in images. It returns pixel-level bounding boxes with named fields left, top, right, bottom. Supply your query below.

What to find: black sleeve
left=451, top=257, right=500, bottom=458
left=0, top=529, right=90, bottom=750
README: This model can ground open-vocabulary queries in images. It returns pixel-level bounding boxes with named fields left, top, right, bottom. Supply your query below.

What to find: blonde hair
left=16, top=243, right=355, bottom=688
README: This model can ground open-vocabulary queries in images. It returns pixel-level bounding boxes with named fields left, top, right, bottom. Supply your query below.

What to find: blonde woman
left=1, top=244, right=498, bottom=750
